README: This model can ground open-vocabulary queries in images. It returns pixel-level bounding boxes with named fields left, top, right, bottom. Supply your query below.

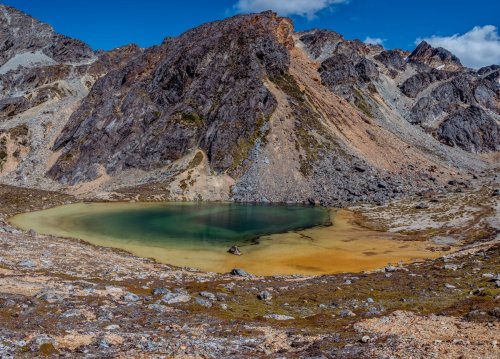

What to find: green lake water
left=10, top=202, right=443, bottom=275
left=70, top=202, right=330, bottom=248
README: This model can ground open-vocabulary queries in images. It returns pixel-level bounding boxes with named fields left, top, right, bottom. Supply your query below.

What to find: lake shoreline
left=9, top=202, right=449, bottom=276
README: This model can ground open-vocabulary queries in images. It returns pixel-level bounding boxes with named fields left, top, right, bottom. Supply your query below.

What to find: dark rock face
left=408, top=41, right=462, bottom=70
left=0, top=4, right=94, bottom=66
left=408, top=72, right=500, bottom=143
left=437, top=106, right=499, bottom=152
left=400, top=70, right=453, bottom=98
left=49, top=12, right=293, bottom=184
left=319, top=54, right=360, bottom=86
left=298, top=29, right=344, bottom=60
left=300, top=30, right=499, bottom=153
left=374, top=50, right=407, bottom=71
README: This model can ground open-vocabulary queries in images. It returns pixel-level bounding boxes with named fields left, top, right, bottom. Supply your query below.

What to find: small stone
left=444, top=264, right=458, bottom=271
left=18, top=259, right=36, bottom=268
left=367, top=298, right=374, bottom=303
left=339, top=309, right=356, bottom=317
left=257, top=291, right=272, bottom=301
left=227, top=245, right=242, bottom=256
left=61, top=309, right=81, bottom=318
left=151, top=287, right=170, bottom=296
left=199, top=291, right=216, bottom=300
left=495, top=280, right=500, bottom=288
left=105, top=324, right=120, bottom=331
left=360, top=335, right=370, bottom=343
left=220, top=303, right=228, bottom=310
left=385, top=265, right=397, bottom=273
left=415, top=203, right=429, bottom=209
left=122, top=292, right=140, bottom=302
left=37, top=291, right=63, bottom=303
left=368, top=307, right=380, bottom=315
left=161, top=292, right=191, bottom=304
left=445, top=283, right=456, bottom=289
left=230, top=268, right=251, bottom=277
left=344, top=280, right=352, bottom=285
left=482, top=273, right=494, bottom=278
left=195, top=297, right=212, bottom=308
left=264, top=314, right=294, bottom=321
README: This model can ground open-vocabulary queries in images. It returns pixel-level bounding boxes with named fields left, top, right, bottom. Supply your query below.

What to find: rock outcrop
left=0, top=4, right=94, bottom=68
left=300, top=30, right=499, bottom=154
left=49, top=12, right=294, bottom=184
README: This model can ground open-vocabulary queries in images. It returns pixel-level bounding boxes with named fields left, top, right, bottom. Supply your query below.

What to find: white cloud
left=364, top=37, right=385, bottom=46
left=416, top=25, right=500, bottom=69
left=234, top=0, right=349, bottom=20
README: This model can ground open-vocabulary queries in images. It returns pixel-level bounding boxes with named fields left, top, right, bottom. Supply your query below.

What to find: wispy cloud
left=364, top=37, right=385, bottom=46
left=416, top=25, right=500, bottom=69
left=234, top=0, right=349, bottom=20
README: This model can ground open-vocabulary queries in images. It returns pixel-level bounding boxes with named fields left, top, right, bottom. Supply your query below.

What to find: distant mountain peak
left=409, top=40, right=462, bottom=70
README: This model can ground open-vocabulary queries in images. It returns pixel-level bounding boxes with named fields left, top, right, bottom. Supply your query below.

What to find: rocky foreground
left=0, top=179, right=498, bottom=358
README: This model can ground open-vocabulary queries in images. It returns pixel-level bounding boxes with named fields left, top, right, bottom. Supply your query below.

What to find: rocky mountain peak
left=409, top=40, right=462, bottom=70
left=0, top=5, right=498, bottom=204
left=48, top=11, right=295, bottom=184
left=0, top=3, right=95, bottom=70
left=298, top=29, right=345, bottom=60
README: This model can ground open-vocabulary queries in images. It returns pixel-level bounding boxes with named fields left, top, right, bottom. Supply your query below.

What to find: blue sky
left=3, top=0, right=500, bottom=67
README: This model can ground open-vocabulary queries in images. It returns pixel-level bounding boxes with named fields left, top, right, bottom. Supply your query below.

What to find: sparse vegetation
left=352, top=87, right=373, bottom=118
left=271, top=73, right=329, bottom=176
left=230, top=112, right=271, bottom=172
left=181, top=112, right=204, bottom=127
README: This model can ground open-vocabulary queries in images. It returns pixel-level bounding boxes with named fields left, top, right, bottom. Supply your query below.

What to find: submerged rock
left=228, top=245, right=242, bottom=256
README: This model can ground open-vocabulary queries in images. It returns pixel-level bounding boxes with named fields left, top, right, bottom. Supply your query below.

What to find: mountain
left=0, top=6, right=498, bottom=205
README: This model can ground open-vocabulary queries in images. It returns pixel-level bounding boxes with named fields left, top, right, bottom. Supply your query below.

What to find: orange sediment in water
left=10, top=203, right=446, bottom=276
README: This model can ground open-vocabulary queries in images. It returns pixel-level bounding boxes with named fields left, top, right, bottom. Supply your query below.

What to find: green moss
left=230, top=113, right=270, bottom=171
left=270, top=73, right=305, bottom=102
left=181, top=112, right=204, bottom=127
left=59, top=152, right=74, bottom=163
left=188, top=151, right=204, bottom=169
left=352, top=87, right=373, bottom=118
left=8, top=124, right=29, bottom=138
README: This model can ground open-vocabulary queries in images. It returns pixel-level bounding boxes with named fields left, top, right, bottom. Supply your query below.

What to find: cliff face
left=0, top=4, right=141, bottom=186
left=0, top=6, right=498, bottom=204
left=49, top=12, right=294, bottom=184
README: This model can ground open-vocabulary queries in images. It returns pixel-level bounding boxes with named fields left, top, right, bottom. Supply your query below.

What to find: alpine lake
left=10, top=202, right=445, bottom=275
